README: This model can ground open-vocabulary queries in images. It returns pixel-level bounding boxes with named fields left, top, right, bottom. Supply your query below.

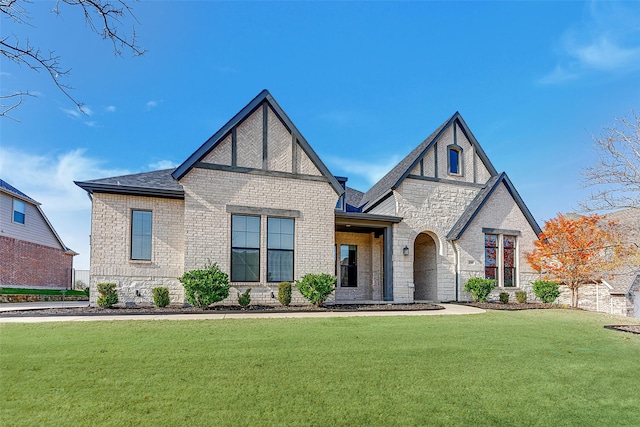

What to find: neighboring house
left=0, top=179, right=76, bottom=288
left=557, top=208, right=640, bottom=317
left=75, top=90, right=541, bottom=306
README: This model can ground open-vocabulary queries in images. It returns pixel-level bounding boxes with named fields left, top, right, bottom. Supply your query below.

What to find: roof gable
left=360, top=112, right=498, bottom=211
left=172, top=90, right=343, bottom=195
left=0, top=178, right=39, bottom=205
left=75, top=169, right=184, bottom=199
left=446, top=172, right=542, bottom=240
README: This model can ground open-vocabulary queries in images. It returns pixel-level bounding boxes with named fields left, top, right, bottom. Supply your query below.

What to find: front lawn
left=1, top=310, right=638, bottom=426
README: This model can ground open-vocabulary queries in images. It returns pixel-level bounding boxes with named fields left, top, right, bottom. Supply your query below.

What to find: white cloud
left=540, top=2, right=640, bottom=84
left=61, top=107, right=81, bottom=119
left=0, top=147, right=129, bottom=269
left=105, top=105, right=116, bottom=113
left=84, top=121, right=98, bottom=127
left=146, top=100, right=158, bottom=110
left=149, top=160, right=178, bottom=170
left=325, top=155, right=401, bottom=187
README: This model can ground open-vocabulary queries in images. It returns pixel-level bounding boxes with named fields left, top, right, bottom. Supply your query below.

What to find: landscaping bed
left=467, top=301, right=571, bottom=311
left=0, top=302, right=443, bottom=317
left=604, top=324, right=640, bottom=335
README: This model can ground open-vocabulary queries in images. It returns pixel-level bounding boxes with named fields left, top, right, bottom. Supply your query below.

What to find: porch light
left=403, top=245, right=409, bottom=256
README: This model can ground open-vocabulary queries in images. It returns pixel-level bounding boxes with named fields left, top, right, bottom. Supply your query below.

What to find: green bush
left=296, top=273, right=336, bottom=306
left=515, top=290, right=527, bottom=304
left=83, top=287, right=90, bottom=297
left=238, top=288, right=251, bottom=308
left=278, top=282, right=292, bottom=306
left=464, top=277, right=495, bottom=302
left=532, top=281, right=560, bottom=303
left=499, top=292, right=509, bottom=304
left=152, top=287, right=170, bottom=307
left=179, top=262, right=230, bottom=309
left=96, top=283, right=118, bottom=308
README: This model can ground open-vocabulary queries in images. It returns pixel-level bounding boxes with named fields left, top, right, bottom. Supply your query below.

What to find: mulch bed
left=466, top=302, right=571, bottom=311
left=0, top=302, right=444, bottom=317
left=604, top=325, right=640, bottom=335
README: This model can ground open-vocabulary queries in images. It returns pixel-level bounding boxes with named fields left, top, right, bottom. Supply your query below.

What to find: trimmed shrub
left=532, top=280, right=560, bottom=303
left=499, top=292, right=509, bottom=304
left=238, top=288, right=251, bottom=308
left=96, top=283, right=118, bottom=308
left=296, top=273, right=336, bottom=306
left=464, top=277, right=495, bottom=302
left=83, top=287, right=90, bottom=297
left=278, top=282, right=292, bottom=306
left=515, top=290, right=527, bottom=304
left=152, top=287, right=170, bottom=307
left=179, top=262, right=230, bottom=309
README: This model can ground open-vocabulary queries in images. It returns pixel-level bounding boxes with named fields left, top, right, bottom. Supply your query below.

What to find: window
left=131, top=210, right=152, bottom=260
left=340, top=245, right=357, bottom=287
left=231, top=215, right=260, bottom=282
left=13, top=199, right=25, bottom=224
left=448, top=145, right=462, bottom=175
left=267, top=217, right=294, bottom=282
left=484, top=233, right=517, bottom=287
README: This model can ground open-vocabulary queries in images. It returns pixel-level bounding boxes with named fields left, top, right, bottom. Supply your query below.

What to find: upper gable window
left=448, top=145, right=462, bottom=176
left=13, top=199, right=25, bottom=224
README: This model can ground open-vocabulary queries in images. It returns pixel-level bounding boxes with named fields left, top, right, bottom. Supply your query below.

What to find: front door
left=340, top=244, right=357, bottom=288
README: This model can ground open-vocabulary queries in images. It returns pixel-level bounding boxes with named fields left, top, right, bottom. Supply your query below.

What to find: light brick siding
left=89, top=194, right=185, bottom=306
left=335, top=231, right=384, bottom=301
left=455, top=183, right=539, bottom=301
left=181, top=168, right=336, bottom=306
left=0, top=235, right=73, bottom=288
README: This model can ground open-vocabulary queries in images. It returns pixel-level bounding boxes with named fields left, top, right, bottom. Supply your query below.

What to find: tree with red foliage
left=526, top=213, right=635, bottom=307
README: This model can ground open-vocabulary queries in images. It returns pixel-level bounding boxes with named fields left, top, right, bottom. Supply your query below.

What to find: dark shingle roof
left=345, top=186, right=364, bottom=209
left=359, top=112, right=498, bottom=211
left=446, top=172, right=542, bottom=240
left=75, top=169, right=184, bottom=199
left=0, top=178, right=39, bottom=204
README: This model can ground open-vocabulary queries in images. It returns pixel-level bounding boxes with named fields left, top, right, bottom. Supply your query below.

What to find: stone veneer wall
left=557, top=284, right=632, bottom=317
left=180, top=168, right=337, bottom=306
left=89, top=194, right=185, bottom=306
left=388, top=179, right=481, bottom=302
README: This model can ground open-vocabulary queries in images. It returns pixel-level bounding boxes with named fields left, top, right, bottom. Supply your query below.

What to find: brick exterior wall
left=0, top=235, right=73, bottom=288
left=335, top=231, right=384, bottom=302
left=180, top=168, right=336, bottom=306
left=89, top=194, right=185, bottom=306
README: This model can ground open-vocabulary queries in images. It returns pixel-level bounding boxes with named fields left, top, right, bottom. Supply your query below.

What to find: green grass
left=0, top=287, right=86, bottom=296
left=1, top=310, right=639, bottom=426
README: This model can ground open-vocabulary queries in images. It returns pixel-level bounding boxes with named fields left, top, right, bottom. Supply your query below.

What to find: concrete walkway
left=0, top=303, right=484, bottom=323
left=0, top=301, right=89, bottom=312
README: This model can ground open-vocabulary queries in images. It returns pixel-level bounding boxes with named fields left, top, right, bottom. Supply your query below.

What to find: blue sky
left=2, top=1, right=640, bottom=270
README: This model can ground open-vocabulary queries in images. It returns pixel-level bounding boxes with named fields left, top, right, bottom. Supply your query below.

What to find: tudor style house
left=76, top=90, right=542, bottom=306
left=1, top=179, right=76, bottom=288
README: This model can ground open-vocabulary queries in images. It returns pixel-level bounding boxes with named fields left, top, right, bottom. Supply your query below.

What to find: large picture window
left=484, top=233, right=517, bottom=287
left=131, top=210, right=152, bottom=260
left=232, top=215, right=260, bottom=282
left=13, top=199, right=25, bottom=224
left=267, top=217, right=294, bottom=282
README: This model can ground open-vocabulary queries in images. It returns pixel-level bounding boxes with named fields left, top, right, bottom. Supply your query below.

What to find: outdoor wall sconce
left=403, top=245, right=409, bottom=256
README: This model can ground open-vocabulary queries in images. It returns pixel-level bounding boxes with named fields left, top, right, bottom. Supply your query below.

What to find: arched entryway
left=414, top=232, right=437, bottom=301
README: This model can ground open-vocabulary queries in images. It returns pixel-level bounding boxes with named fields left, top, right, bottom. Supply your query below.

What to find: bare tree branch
left=1, top=0, right=144, bottom=118
left=580, top=111, right=640, bottom=211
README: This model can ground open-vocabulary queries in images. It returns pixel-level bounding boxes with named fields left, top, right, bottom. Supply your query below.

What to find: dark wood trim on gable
left=231, top=127, right=237, bottom=167
left=406, top=174, right=484, bottom=188
left=195, top=162, right=329, bottom=183
left=434, top=140, right=439, bottom=179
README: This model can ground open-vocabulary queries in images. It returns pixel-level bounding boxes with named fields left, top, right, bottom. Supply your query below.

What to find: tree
left=526, top=213, right=635, bottom=308
left=581, top=111, right=640, bottom=211
left=1, top=0, right=144, bottom=119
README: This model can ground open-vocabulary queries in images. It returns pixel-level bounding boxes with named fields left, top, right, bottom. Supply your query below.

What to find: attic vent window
left=448, top=145, right=462, bottom=176
left=13, top=199, right=25, bottom=224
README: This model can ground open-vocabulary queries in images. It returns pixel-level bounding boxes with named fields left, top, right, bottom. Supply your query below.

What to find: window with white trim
left=484, top=233, right=517, bottom=287
left=13, top=199, right=25, bottom=224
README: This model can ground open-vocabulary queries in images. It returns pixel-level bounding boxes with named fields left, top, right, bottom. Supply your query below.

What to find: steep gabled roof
left=446, top=172, right=542, bottom=240
left=360, top=112, right=498, bottom=211
left=75, top=169, right=184, bottom=199
left=171, top=89, right=343, bottom=195
left=345, top=186, right=364, bottom=209
left=1, top=178, right=75, bottom=254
